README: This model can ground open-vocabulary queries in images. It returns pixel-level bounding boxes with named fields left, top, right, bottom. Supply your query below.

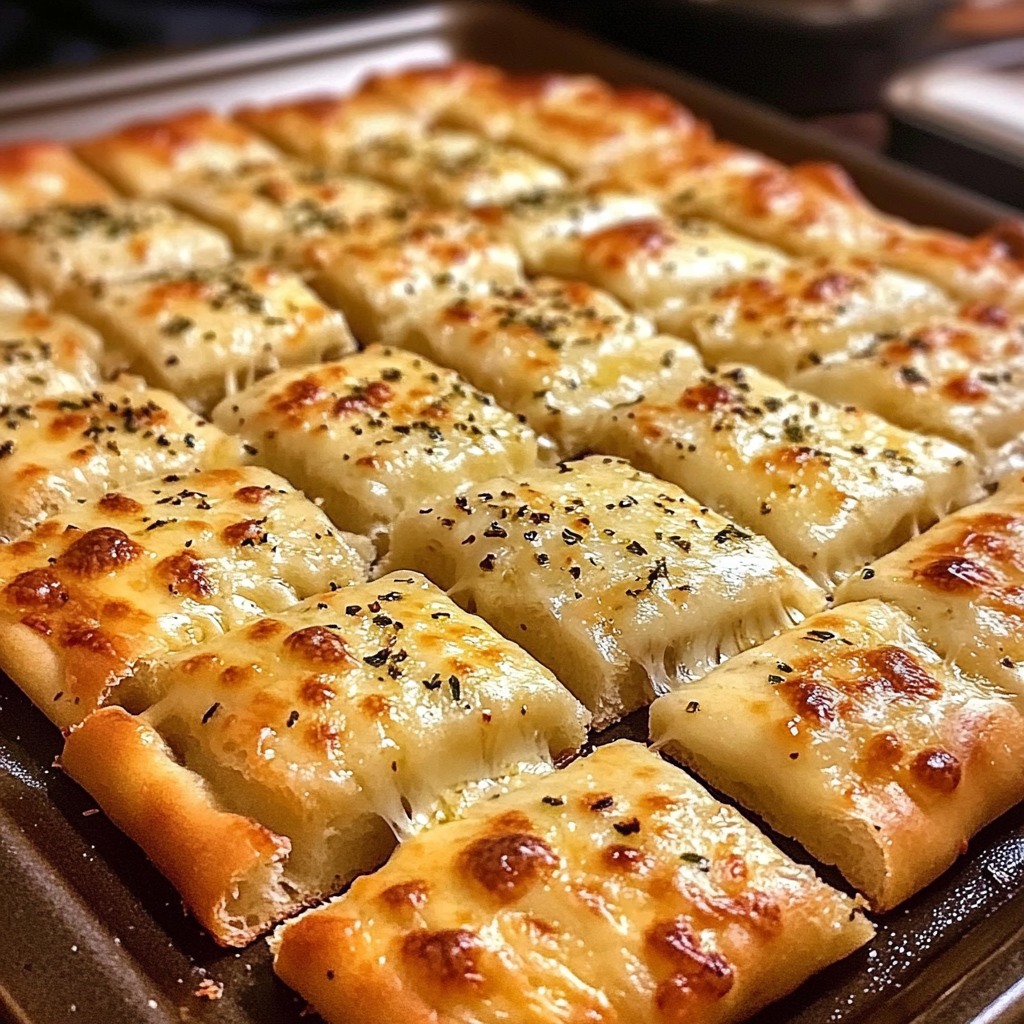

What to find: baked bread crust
left=651, top=600, right=1024, bottom=909
left=63, top=572, right=589, bottom=944
left=387, top=455, right=824, bottom=727
left=75, top=109, right=279, bottom=197
left=0, top=465, right=372, bottom=726
left=272, top=740, right=873, bottom=1024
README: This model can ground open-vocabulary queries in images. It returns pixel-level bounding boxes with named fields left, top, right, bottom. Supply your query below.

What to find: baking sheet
left=1, top=4, right=1023, bottom=1023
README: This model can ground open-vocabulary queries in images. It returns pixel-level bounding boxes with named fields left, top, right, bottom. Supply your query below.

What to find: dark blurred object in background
left=0, top=0, right=387, bottom=73
left=530, top=0, right=953, bottom=116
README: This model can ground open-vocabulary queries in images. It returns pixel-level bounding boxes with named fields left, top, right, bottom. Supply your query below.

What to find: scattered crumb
left=194, top=978, right=224, bottom=1001
left=82, top=807, right=100, bottom=817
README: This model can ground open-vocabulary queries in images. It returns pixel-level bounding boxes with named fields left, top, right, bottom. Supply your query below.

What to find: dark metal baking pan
left=1, top=5, right=1023, bottom=1024
left=887, top=39, right=1024, bottom=210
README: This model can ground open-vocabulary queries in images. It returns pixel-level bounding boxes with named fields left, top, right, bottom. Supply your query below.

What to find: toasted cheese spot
left=603, top=844, right=653, bottom=873
left=378, top=880, right=429, bottom=912
left=582, top=218, right=673, bottom=268
left=942, top=375, right=989, bottom=404
left=858, top=646, right=942, bottom=700
left=8, top=539, right=38, bottom=557
left=234, top=485, right=270, bottom=505
left=97, top=492, right=144, bottom=515
left=222, top=519, right=268, bottom=546
left=156, top=550, right=214, bottom=598
left=332, top=381, right=394, bottom=416
left=247, top=618, right=284, bottom=641
left=459, top=831, right=558, bottom=902
left=180, top=651, right=220, bottom=675
left=913, top=556, right=999, bottom=592
left=863, top=730, right=904, bottom=772
left=271, top=375, right=328, bottom=420
left=401, top=929, right=487, bottom=988
left=283, top=625, right=353, bottom=665
left=218, top=663, right=257, bottom=687
left=60, top=527, right=142, bottom=578
left=490, top=810, right=535, bottom=833
left=782, top=678, right=840, bottom=724
left=359, top=692, right=392, bottom=718
left=300, top=675, right=337, bottom=707
left=63, top=623, right=116, bottom=656
left=647, top=918, right=735, bottom=1003
left=6, top=567, right=68, bottom=608
left=802, top=270, right=858, bottom=303
left=962, top=303, right=1009, bottom=328
left=21, top=615, right=52, bottom=635
left=679, top=382, right=734, bottom=413
left=911, top=748, right=962, bottom=793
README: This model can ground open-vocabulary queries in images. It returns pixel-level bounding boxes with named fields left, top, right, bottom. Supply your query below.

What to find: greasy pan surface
left=0, top=4, right=1022, bottom=1023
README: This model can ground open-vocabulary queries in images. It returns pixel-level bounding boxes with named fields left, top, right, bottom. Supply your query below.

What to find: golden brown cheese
left=354, top=62, right=508, bottom=121
left=688, top=257, right=952, bottom=378
left=440, top=71, right=700, bottom=172
left=568, top=215, right=787, bottom=335
left=167, top=161, right=401, bottom=256
left=651, top=600, right=1024, bottom=910
left=473, top=187, right=662, bottom=277
left=594, top=364, right=982, bottom=586
left=0, top=200, right=232, bottom=296
left=235, top=93, right=425, bottom=166
left=212, top=347, right=539, bottom=549
left=595, top=152, right=895, bottom=263
left=793, top=303, right=1024, bottom=476
left=61, top=262, right=356, bottom=413
left=387, top=456, right=824, bottom=728
left=0, top=308, right=106, bottom=404
left=346, top=131, right=567, bottom=208
left=0, top=382, right=246, bottom=537
left=271, top=739, right=873, bottom=1024
left=878, top=221, right=1024, bottom=308
left=404, top=276, right=702, bottom=456
left=837, top=478, right=1024, bottom=697
left=0, top=465, right=371, bottom=727
left=295, top=207, right=524, bottom=345
left=0, top=141, right=116, bottom=224
left=62, top=572, right=590, bottom=945
left=74, top=109, right=279, bottom=197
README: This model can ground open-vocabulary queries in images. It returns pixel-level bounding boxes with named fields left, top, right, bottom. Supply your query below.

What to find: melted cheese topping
left=474, top=187, right=662, bottom=277
left=570, top=216, right=787, bottom=335
left=62, top=262, right=355, bottom=413
left=167, top=161, right=401, bottom=257
left=296, top=207, right=524, bottom=345
left=141, top=571, right=589, bottom=879
left=0, top=273, right=26, bottom=312
left=651, top=600, right=1024, bottom=909
left=664, top=162, right=894, bottom=260
left=0, top=201, right=232, bottom=296
left=355, top=62, right=508, bottom=120
left=235, top=94, right=425, bottom=166
left=388, top=456, right=824, bottom=727
left=0, top=308, right=105, bottom=404
left=837, top=479, right=1024, bottom=697
left=794, top=303, right=1024, bottom=474
left=272, top=739, right=872, bottom=1024
left=0, top=382, right=245, bottom=537
left=212, top=347, right=539, bottom=548
left=74, top=109, right=279, bottom=197
left=595, top=364, right=981, bottom=585
left=879, top=222, right=1024, bottom=308
left=0, top=142, right=115, bottom=224
left=442, top=72, right=699, bottom=172
left=688, top=258, right=952, bottom=378
left=0, top=465, right=371, bottom=726
left=406, top=277, right=702, bottom=456
left=346, top=131, right=567, bottom=208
